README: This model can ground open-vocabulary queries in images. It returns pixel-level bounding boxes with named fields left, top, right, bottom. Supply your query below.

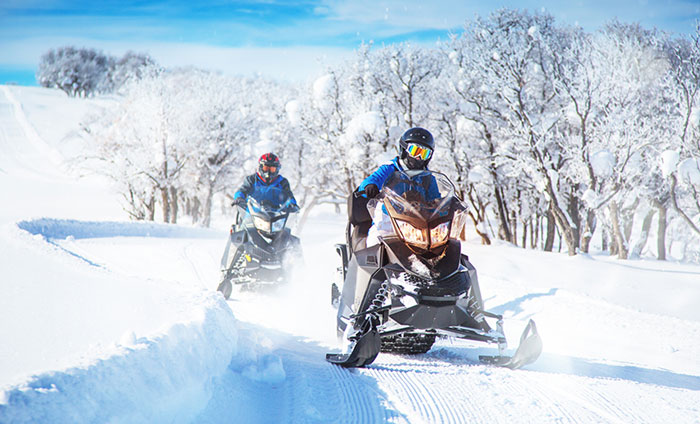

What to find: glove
left=364, top=184, right=379, bottom=198
left=286, top=204, right=300, bottom=213
left=232, top=198, right=246, bottom=207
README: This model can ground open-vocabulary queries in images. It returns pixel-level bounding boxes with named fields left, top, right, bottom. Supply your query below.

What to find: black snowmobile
left=327, top=169, right=542, bottom=368
left=217, top=186, right=301, bottom=298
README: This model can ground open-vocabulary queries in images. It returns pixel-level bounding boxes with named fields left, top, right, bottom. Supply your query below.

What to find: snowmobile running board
left=479, top=320, right=543, bottom=369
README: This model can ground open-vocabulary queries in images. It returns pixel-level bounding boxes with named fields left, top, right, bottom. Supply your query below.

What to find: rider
left=355, top=127, right=436, bottom=248
left=232, top=152, right=299, bottom=220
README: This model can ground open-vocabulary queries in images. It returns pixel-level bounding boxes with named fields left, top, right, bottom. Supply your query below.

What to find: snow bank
left=17, top=218, right=223, bottom=240
left=0, top=293, right=239, bottom=424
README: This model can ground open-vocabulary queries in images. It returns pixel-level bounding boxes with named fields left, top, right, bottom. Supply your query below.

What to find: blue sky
left=1, top=0, right=698, bottom=86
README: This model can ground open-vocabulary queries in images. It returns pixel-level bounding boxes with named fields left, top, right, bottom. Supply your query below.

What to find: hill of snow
left=1, top=85, right=699, bottom=423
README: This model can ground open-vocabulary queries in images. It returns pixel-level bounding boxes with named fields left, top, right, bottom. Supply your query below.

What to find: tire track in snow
left=354, top=353, right=647, bottom=424
left=327, top=364, right=406, bottom=423
left=364, top=359, right=475, bottom=424
left=521, top=372, right=662, bottom=423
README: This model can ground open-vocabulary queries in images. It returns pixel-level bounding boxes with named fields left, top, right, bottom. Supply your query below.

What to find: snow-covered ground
left=1, top=85, right=699, bottom=423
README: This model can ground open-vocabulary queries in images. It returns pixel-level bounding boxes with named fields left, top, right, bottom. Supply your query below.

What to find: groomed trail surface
left=1, top=85, right=700, bottom=423
left=5, top=216, right=697, bottom=423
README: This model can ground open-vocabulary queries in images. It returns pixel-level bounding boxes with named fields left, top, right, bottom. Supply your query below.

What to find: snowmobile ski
left=479, top=319, right=542, bottom=369
left=326, top=328, right=381, bottom=368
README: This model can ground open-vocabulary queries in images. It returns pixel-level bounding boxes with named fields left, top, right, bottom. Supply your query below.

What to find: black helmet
left=257, top=152, right=281, bottom=183
left=398, top=127, right=434, bottom=170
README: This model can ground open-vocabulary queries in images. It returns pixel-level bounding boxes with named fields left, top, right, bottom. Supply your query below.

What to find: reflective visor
left=406, top=143, right=432, bottom=161
left=262, top=165, right=277, bottom=172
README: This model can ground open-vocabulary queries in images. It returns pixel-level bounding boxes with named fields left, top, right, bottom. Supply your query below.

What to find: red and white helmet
left=257, top=152, right=281, bottom=183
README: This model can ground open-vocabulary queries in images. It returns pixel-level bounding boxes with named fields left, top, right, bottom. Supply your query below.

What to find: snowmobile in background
left=327, top=170, right=542, bottom=368
left=217, top=186, right=302, bottom=298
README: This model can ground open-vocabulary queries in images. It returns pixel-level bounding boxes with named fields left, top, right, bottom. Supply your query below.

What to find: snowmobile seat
left=347, top=190, right=372, bottom=254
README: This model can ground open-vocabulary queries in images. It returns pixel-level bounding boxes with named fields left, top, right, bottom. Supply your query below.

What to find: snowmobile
left=327, top=169, right=542, bottom=368
left=217, top=186, right=301, bottom=298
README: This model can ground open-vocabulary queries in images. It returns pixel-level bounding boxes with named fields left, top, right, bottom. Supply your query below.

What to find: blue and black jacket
left=359, top=157, right=404, bottom=194
left=358, top=157, right=439, bottom=201
left=234, top=174, right=298, bottom=210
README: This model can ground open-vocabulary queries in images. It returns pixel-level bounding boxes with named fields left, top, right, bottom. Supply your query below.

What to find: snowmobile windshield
left=368, top=170, right=466, bottom=252
left=245, top=186, right=291, bottom=235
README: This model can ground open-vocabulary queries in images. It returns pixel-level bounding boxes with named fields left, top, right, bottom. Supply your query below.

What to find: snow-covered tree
left=37, top=47, right=114, bottom=97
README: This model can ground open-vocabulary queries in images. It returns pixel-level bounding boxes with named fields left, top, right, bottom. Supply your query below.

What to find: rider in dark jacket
left=233, top=153, right=298, bottom=212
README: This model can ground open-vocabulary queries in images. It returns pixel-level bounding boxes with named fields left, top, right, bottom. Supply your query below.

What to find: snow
left=468, top=166, right=487, bottom=183
left=662, top=149, right=680, bottom=178
left=312, top=74, right=334, bottom=102
left=678, top=157, right=700, bottom=185
left=2, top=85, right=700, bottom=423
left=590, top=149, right=616, bottom=178
left=285, top=99, right=301, bottom=125
left=690, top=107, right=700, bottom=128
left=528, top=25, right=538, bottom=38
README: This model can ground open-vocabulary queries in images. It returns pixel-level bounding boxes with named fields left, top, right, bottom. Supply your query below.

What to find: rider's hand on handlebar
left=286, top=204, right=300, bottom=213
left=364, top=184, right=379, bottom=199
left=232, top=198, right=246, bottom=207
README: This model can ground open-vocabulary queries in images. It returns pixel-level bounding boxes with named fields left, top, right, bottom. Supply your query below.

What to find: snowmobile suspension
left=352, top=280, right=391, bottom=328
left=371, top=281, right=390, bottom=311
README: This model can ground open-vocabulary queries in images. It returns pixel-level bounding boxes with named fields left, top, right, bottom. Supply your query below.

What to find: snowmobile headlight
left=396, top=220, right=428, bottom=249
left=253, top=216, right=270, bottom=233
left=430, top=222, right=450, bottom=246
left=271, top=217, right=286, bottom=233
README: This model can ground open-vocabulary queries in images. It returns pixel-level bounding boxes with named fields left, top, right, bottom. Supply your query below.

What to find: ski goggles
left=406, top=143, right=432, bottom=161
left=261, top=165, right=277, bottom=172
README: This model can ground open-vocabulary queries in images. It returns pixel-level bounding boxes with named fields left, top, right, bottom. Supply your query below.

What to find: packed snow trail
left=22, top=217, right=698, bottom=423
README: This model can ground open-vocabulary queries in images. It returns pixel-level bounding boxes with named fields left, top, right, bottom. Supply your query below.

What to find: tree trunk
left=630, top=207, right=655, bottom=258
left=567, top=189, right=582, bottom=251
left=601, top=227, right=608, bottom=252
left=543, top=180, right=578, bottom=255
left=161, top=187, right=170, bottom=223
left=544, top=210, right=555, bottom=252
left=609, top=200, right=628, bottom=259
left=621, top=198, right=639, bottom=245
left=467, top=211, right=491, bottom=245
left=655, top=201, right=667, bottom=261
left=494, top=186, right=512, bottom=242
left=532, top=215, right=539, bottom=249
left=550, top=201, right=578, bottom=256
left=580, top=209, right=596, bottom=254
left=147, top=195, right=155, bottom=221
left=202, top=184, right=214, bottom=228
left=191, top=197, right=201, bottom=224
left=170, top=186, right=179, bottom=224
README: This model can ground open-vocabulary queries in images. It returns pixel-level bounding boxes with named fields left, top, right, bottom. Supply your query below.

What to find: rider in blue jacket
left=233, top=153, right=299, bottom=212
left=359, top=127, right=436, bottom=197
left=356, top=127, right=437, bottom=246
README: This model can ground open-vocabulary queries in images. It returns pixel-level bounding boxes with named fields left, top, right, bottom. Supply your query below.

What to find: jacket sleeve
left=279, top=177, right=298, bottom=207
left=358, top=162, right=398, bottom=195
left=234, top=175, right=255, bottom=200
